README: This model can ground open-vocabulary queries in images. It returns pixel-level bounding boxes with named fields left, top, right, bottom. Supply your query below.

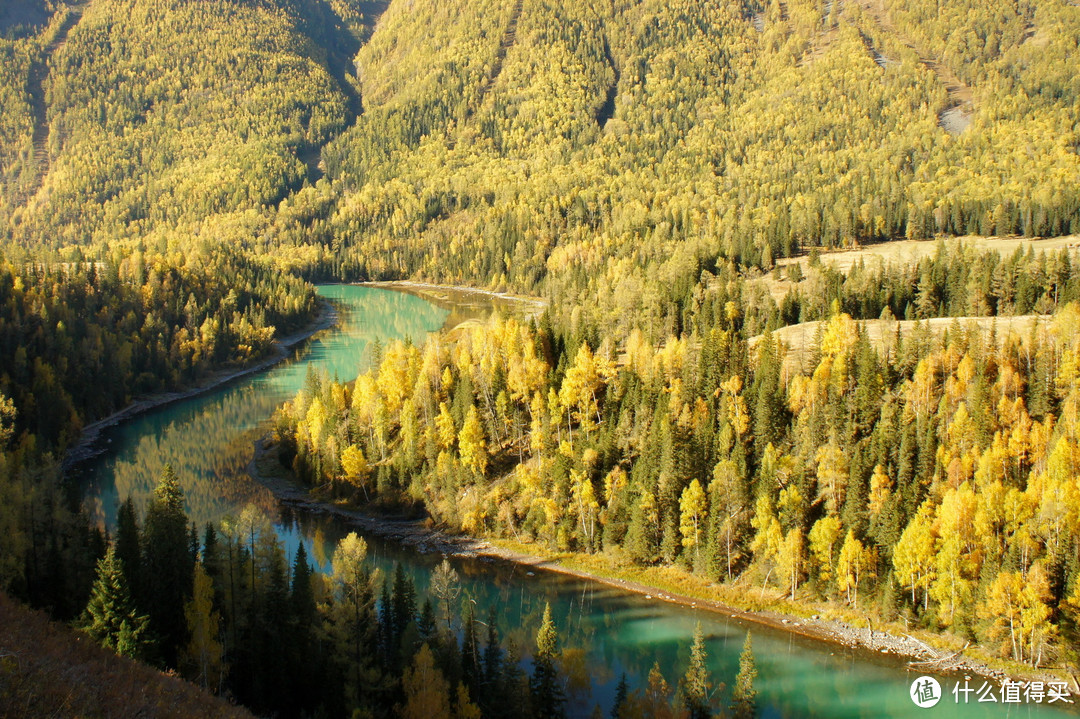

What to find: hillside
left=0, top=591, right=253, bottom=718
left=0, top=0, right=1076, bottom=317
left=1, top=1, right=1080, bottom=716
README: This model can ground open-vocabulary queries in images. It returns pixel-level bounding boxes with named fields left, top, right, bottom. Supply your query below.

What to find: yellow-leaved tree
left=341, top=444, right=371, bottom=501
left=401, top=643, right=451, bottom=719
left=183, top=561, right=225, bottom=692
left=459, top=405, right=488, bottom=476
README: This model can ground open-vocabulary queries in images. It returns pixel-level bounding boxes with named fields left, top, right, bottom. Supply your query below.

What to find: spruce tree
left=486, top=604, right=501, bottom=690
left=610, top=673, right=628, bottom=719
left=530, top=603, right=566, bottom=719
left=392, top=562, right=418, bottom=640
left=114, top=498, right=142, bottom=604
left=730, top=632, right=757, bottom=719
left=288, top=542, right=318, bottom=716
left=462, top=606, right=481, bottom=694
left=82, top=545, right=150, bottom=660
left=418, top=597, right=439, bottom=648
left=141, top=464, right=193, bottom=667
left=681, top=622, right=710, bottom=719
left=482, top=607, right=503, bottom=707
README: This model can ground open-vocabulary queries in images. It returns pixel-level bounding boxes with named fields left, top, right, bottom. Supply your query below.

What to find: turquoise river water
left=73, top=284, right=1077, bottom=718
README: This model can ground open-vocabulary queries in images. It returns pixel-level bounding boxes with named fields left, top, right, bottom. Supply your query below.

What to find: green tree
left=530, top=603, right=566, bottom=719
left=141, top=464, right=193, bottom=667
left=730, top=632, right=757, bottom=719
left=680, top=622, right=710, bottom=719
left=82, top=545, right=150, bottom=660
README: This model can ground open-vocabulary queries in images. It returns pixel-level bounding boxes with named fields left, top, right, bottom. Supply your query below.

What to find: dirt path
left=853, top=0, right=975, bottom=133
left=782, top=235, right=1079, bottom=273
left=472, top=0, right=523, bottom=114
left=20, top=1, right=88, bottom=206
left=753, top=314, right=1050, bottom=375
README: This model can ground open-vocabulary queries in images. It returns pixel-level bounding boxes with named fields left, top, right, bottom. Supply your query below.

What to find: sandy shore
left=246, top=439, right=1069, bottom=693
left=362, top=280, right=546, bottom=329
left=363, top=280, right=546, bottom=308
left=63, top=301, right=336, bottom=469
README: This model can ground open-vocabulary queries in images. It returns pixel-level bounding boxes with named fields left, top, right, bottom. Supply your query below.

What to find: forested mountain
left=3, top=0, right=1078, bottom=289
left=1, top=0, right=1080, bottom=716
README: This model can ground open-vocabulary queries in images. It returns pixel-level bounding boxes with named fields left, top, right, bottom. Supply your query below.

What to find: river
left=72, top=284, right=1076, bottom=718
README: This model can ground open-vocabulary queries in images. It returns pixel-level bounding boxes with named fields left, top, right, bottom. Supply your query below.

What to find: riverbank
left=362, top=280, right=546, bottom=331
left=63, top=300, right=337, bottom=470
left=248, top=437, right=1078, bottom=698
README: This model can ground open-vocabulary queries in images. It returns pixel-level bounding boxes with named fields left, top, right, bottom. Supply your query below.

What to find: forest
left=279, top=242, right=1080, bottom=675
left=0, top=0, right=1078, bottom=715
left=32, top=464, right=757, bottom=718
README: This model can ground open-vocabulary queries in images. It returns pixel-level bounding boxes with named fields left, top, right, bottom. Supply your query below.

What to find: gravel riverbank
left=248, top=439, right=1076, bottom=695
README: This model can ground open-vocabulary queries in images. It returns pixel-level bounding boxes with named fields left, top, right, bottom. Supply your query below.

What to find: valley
left=1, top=0, right=1080, bottom=717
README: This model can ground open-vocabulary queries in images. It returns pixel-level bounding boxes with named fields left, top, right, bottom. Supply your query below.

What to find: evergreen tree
left=392, top=562, right=418, bottom=642
left=82, top=545, right=150, bottom=660
left=418, top=597, right=439, bottom=648
left=141, top=464, right=193, bottom=667
left=680, top=622, right=710, bottom=719
left=611, top=673, right=629, bottom=719
left=462, top=606, right=482, bottom=694
left=288, top=542, right=318, bottom=715
left=730, top=632, right=757, bottom=719
left=530, top=603, right=566, bottom=719
left=482, top=607, right=503, bottom=708
left=114, top=498, right=142, bottom=604
left=290, top=542, right=315, bottom=624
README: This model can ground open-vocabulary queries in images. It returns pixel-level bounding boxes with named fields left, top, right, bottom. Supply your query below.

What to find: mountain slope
left=0, top=591, right=253, bottom=718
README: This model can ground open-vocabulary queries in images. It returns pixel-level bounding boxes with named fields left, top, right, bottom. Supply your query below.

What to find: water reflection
left=72, top=285, right=1077, bottom=719
left=75, top=285, right=449, bottom=529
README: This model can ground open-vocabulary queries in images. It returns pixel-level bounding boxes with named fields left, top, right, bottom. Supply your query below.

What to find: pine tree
left=680, top=622, right=710, bottom=719
left=483, top=606, right=503, bottom=692
left=82, top=545, right=150, bottom=660
left=141, top=464, right=193, bottom=667
left=530, top=603, right=566, bottom=718
left=611, top=674, right=628, bottom=719
left=418, top=597, right=439, bottom=648
left=392, top=562, right=418, bottom=640
left=290, top=542, right=315, bottom=624
left=114, top=498, right=142, bottom=604
left=288, top=542, right=318, bottom=716
left=462, top=606, right=482, bottom=694
left=730, top=632, right=757, bottom=719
